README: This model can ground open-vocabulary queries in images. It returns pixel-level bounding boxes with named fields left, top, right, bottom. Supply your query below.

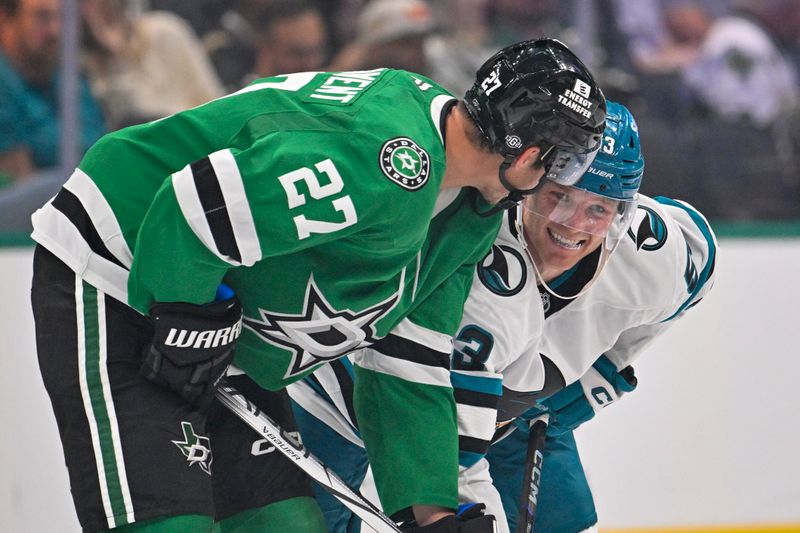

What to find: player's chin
left=482, top=188, right=505, bottom=206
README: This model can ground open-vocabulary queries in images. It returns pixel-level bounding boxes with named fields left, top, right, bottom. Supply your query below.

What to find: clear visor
left=522, top=181, right=638, bottom=247
left=542, top=145, right=600, bottom=186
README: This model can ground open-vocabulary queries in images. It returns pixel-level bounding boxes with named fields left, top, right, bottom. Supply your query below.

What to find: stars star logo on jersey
left=243, top=276, right=398, bottom=379
left=172, top=422, right=213, bottom=475
left=379, top=137, right=430, bottom=190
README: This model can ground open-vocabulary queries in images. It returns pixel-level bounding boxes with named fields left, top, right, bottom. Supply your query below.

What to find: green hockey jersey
left=31, top=69, right=502, bottom=515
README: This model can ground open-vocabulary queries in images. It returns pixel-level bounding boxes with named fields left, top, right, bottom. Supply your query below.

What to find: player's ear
left=514, top=145, right=543, bottom=169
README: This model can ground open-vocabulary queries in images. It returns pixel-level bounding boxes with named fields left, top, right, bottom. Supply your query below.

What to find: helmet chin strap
left=514, top=205, right=611, bottom=300
left=474, top=156, right=542, bottom=218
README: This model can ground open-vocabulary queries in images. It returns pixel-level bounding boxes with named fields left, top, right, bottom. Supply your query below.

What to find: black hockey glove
left=141, top=296, right=242, bottom=405
left=402, top=504, right=496, bottom=533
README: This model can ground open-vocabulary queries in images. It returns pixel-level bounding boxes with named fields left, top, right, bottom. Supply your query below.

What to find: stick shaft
left=216, top=384, right=402, bottom=533
left=515, top=415, right=549, bottom=533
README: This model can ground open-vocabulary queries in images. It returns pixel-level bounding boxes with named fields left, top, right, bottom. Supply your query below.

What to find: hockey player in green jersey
left=30, top=39, right=605, bottom=532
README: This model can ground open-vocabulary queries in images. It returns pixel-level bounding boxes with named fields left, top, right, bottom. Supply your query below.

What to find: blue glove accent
left=215, top=283, right=236, bottom=302
left=456, top=503, right=479, bottom=517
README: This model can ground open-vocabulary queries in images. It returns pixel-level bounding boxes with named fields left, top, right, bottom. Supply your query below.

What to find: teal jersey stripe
left=654, top=197, right=717, bottom=322
left=459, top=450, right=485, bottom=468
left=82, top=284, right=130, bottom=526
left=548, top=262, right=580, bottom=290
left=450, top=372, right=503, bottom=396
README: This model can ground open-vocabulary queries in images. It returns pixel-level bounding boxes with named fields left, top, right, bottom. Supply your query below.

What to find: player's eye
left=589, top=204, right=608, bottom=216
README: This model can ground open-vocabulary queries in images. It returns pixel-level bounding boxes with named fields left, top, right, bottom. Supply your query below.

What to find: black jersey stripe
left=454, top=388, right=499, bottom=409
left=371, top=333, right=450, bottom=369
left=439, top=98, right=457, bottom=150
left=330, top=360, right=359, bottom=430
left=190, top=157, right=242, bottom=264
left=459, top=435, right=491, bottom=455
left=51, top=189, right=127, bottom=269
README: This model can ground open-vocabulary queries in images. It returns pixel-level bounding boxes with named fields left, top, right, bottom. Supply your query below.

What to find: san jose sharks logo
left=627, top=205, right=668, bottom=251
left=477, top=244, right=527, bottom=296
left=172, top=422, right=213, bottom=475
left=243, top=276, right=398, bottom=379
left=379, top=137, right=430, bottom=190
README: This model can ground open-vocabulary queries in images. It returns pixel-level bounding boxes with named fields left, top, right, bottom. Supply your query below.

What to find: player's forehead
left=536, top=180, right=618, bottom=205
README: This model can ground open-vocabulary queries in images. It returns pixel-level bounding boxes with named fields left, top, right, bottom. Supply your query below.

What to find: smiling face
left=522, top=180, right=620, bottom=281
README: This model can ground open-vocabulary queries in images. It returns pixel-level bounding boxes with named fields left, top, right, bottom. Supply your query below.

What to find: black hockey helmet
left=464, top=38, right=607, bottom=187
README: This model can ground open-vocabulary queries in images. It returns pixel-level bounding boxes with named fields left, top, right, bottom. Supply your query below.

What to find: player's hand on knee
left=528, top=354, right=637, bottom=436
left=141, top=289, right=242, bottom=406
left=403, top=503, right=496, bottom=532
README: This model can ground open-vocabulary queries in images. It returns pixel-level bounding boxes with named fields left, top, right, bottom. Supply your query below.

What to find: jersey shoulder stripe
left=654, top=196, right=717, bottom=321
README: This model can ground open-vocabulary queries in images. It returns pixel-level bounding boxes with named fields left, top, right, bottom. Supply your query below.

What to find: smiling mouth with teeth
left=547, top=227, right=584, bottom=249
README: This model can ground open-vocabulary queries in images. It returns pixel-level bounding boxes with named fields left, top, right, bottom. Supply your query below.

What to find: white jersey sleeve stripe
left=353, top=347, right=451, bottom=387
left=457, top=403, right=499, bottom=441
left=31, top=203, right=130, bottom=305
left=171, top=162, right=245, bottom=266
left=209, top=149, right=261, bottom=266
left=63, top=169, right=133, bottom=268
left=389, top=317, right=453, bottom=355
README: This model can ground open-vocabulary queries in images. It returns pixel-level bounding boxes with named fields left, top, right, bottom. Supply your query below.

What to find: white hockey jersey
left=288, top=193, right=717, bottom=469
left=452, top=194, right=717, bottom=466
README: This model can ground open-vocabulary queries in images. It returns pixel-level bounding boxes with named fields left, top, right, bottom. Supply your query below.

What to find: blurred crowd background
left=1, top=0, right=799, bottom=233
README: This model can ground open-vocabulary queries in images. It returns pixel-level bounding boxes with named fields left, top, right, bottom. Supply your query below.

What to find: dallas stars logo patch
left=379, top=137, right=430, bottom=190
left=172, top=421, right=213, bottom=475
left=243, top=276, right=398, bottom=379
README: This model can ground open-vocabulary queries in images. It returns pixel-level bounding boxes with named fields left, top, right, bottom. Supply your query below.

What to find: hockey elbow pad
left=142, top=296, right=242, bottom=405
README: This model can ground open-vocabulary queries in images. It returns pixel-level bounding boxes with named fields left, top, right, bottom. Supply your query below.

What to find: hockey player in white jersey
left=288, top=101, right=717, bottom=533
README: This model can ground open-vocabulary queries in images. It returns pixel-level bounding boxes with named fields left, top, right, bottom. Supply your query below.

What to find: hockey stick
left=515, top=414, right=549, bottom=533
left=215, top=383, right=403, bottom=533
